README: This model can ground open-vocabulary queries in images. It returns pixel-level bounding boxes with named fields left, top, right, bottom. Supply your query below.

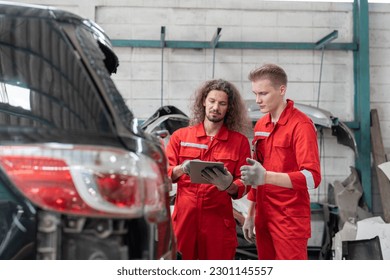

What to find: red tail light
left=0, top=155, right=90, bottom=213
left=95, top=173, right=138, bottom=207
left=0, top=144, right=167, bottom=220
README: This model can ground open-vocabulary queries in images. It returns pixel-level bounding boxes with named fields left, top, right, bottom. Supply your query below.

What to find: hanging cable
left=316, top=46, right=325, bottom=108
left=210, top=28, right=222, bottom=78
left=314, top=30, right=338, bottom=108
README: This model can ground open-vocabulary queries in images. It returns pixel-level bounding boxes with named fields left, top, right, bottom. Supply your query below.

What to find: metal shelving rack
left=111, top=0, right=371, bottom=209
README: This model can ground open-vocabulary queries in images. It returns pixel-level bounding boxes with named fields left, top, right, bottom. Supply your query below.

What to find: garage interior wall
left=14, top=0, right=390, bottom=211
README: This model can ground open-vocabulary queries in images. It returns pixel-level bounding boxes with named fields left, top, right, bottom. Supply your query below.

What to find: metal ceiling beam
left=315, top=30, right=339, bottom=50
left=112, top=39, right=356, bottom=51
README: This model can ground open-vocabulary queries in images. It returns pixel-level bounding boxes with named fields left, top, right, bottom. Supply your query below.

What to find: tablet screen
left=189, top=160, right=224, bottom=184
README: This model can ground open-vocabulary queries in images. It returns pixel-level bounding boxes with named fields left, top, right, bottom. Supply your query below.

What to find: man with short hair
left=240, top=63, right=321, bottom=260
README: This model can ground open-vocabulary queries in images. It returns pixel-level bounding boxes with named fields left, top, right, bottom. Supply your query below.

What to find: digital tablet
left=189, top=160, right=225, bottom=184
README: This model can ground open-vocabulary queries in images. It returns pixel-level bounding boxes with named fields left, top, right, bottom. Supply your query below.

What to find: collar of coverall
left=265, top=99, right=294, bottom=127
left=196, top=122, right=229, bottom=141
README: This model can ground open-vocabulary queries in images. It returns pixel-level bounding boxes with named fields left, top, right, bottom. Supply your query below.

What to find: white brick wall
left=370, top=3, right=390, bottom=150
left=10, top=0, right=390, bottom=204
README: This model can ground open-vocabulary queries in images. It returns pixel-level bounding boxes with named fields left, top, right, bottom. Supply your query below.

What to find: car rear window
left=0, top=15, right=113, bottom=133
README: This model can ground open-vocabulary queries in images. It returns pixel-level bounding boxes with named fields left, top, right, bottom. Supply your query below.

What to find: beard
left=206, top=111, right=224, bottom=123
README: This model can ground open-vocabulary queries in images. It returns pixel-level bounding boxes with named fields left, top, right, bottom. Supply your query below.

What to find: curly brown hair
left=189, top=79, right=252, bottom=135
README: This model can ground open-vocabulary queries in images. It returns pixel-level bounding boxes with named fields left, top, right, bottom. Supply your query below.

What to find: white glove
left=180, top=160, right=191, bottom=174
left=242, top=216, right=256, bottom=244
left=200, top=166, right=233, bottom=191
left=240, top=158, right=266, bottom=187
left=181, top=159, right=203, bottom=175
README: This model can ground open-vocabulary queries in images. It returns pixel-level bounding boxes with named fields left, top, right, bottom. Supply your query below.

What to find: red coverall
left=247, top=99, right=321, bottom=260
left=166, top=123, right=251, bottom=260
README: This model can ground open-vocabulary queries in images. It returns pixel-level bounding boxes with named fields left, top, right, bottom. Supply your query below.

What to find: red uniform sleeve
left=287, top=121, right=321, bottom=191
left=231, top=135, right=252, bottom=199
left=246, top=187, right=257, bottom=202
left=165, top=130, right=182, bottom=181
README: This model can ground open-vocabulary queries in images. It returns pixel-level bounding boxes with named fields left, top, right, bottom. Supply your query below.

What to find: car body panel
left=246, top=100, right=357, bottom=155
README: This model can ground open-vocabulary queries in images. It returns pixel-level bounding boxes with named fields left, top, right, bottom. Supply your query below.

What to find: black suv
left=0, top=2, right=176, bottom=259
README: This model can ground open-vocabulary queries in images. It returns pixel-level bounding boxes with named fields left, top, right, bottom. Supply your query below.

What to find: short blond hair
left=248, top=63, right=288, bottom=88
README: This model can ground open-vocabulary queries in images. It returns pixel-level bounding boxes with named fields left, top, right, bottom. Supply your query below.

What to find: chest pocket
left=213, top=152, right=239, bottom=173
left=179, top=146, right=201, bottom=161
left=273, top=136, right=291, bottom=148
left=272, top=137, right=296, bottom=170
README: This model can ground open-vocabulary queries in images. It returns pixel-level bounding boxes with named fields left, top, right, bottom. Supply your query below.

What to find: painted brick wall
left=370, top=4, right=390, bottom=151
left=11, top=0, right=390, bottom=206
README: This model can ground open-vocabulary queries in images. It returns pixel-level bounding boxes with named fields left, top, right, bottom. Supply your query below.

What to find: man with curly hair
left=166, top=79, right=252, bottom=260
